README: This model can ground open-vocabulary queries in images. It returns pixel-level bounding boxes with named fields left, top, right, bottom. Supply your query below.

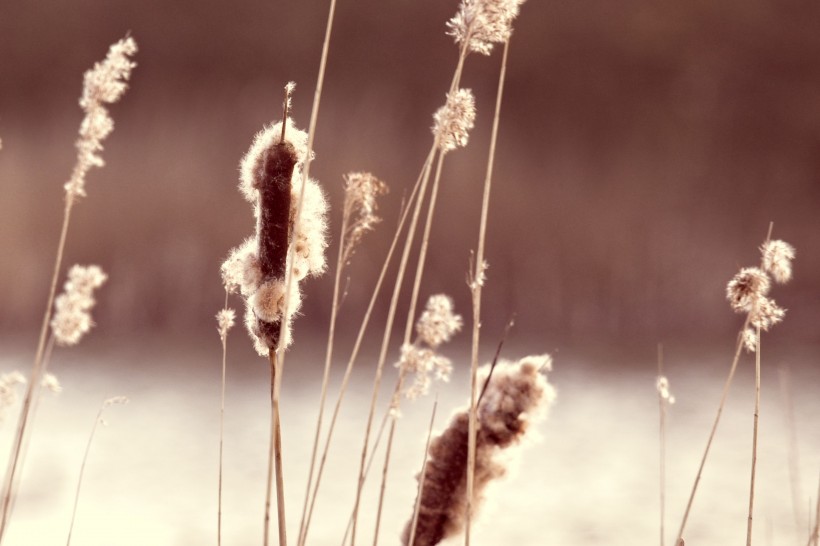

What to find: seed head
left=216, top=308, right=236, bottom=342
left=760, top=240, right=795, bottom=284
left=342, top=172, right=388, bottom=263
left=749, top=296, right=786, bottom=331
left=416, top=295, right=463, bottom=348
left=432, top=89, right=476, bottom=152
left=65, top=36, right=137, bottom=199
left=726, top=267, right=770, bottom=313
left=50, top=265, right=107, bottom=346
left=447, top=0, right=527, bottom=56
left=656, top=376, right=675, bottom=404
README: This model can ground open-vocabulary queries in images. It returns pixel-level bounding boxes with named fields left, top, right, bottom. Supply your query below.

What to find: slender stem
left=263, top=350, right=287, bottom=546
left=675, top=317, right=751, bottom=543
left=466, top=38, right=510, bottom=546
left=300, top=150, right=431, bottom=546
left=811, top=473, right=820, bottom=546
left=747, top=325, right=761, bottom=545
left=779, top=365, right=804, bottom=541
left=66, top=406, right=105, bottom=546
left=350, top=151, right=438, bottom=546
left=658, top=343, right=666, bottom=546
left=0, top=195, right=75, bottom=541
left=297, top=209, right=350, bottom=546
left=218, top=291, right=229, bottom=546
left=407, top=398, right=439, bottom=546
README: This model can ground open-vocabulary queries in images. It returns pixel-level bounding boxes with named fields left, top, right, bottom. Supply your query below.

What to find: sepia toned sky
left=1, top=0, right=818, bottom=351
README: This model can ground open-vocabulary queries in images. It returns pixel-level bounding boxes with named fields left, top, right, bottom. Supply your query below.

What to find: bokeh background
left=0, top=1, right=819, bottom=545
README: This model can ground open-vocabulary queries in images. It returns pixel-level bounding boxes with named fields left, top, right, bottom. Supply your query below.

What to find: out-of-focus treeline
left=0, top=0, right=818, bottom=348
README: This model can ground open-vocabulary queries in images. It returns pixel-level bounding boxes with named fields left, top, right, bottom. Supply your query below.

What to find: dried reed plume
left=50, top=265, right=108, bottom=346
left=215, top=305, right=235, bottom=546
left=402, top=355, right=555, bottom=546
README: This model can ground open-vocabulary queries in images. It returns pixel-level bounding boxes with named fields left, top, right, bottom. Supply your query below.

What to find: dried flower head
left=416, top=295, right=463, bottom=348
left=432, top=89, right=476, bottom=152
left=65, top=36, right=137, bottom=199
left=726, top=267, right=770, bottom=313
left=656, top=376, right=675, bottom=404
left=447, top=0, right=527, bottom=56
left=402, top=355, right=555, bottom=545
left=397, top=344, right=454, bottom=400
left=216, top=308, right=236, bottom=342
left=50, top=265, right=107, bottom=346
left=742, top=328, right=758, bottom=353
left=342, top=172, right=388, bottom=263
left=760, top=240, right=795, bottom=284
left=749, top=296, right=786, bottom=332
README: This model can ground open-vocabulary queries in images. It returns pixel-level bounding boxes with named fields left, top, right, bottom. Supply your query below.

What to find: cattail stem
left=0, top=196, right=75, bottom=540
left=747, top=324, right=762, bottom=546
left=218, top=291, right=229, bottom=546
left=264, top=350, right=288, bottom=546
left=466, top=37, right=510, bottom=546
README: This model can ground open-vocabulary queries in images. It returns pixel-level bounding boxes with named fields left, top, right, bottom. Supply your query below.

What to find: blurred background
left=1, top=0, right=818, bottom=346
left=0, top=1, right=819, bottom=545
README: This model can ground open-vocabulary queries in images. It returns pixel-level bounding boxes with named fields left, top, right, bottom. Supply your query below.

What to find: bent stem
left=0, top=195, right=75, bottom=540
left=675, top=317, right=750, bottom=544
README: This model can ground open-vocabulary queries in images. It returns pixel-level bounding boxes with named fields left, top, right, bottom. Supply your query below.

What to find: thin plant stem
left=466, top=38, right=510, bottom=546
left=675, top=318, right=750, bottom=544
left=66, top=397, right=127, bottom=546
left=0, top=196, right=75, bottom=540
left=296, top=204, right=350, bottom=546
left=747, top=324, right=762, bottom=546
left=350, top=150, right=439, bottom=546
left=658, top=343, right=666, bottom=546
left=263, top=350, right=287, bottom=546
left=299, top=150, right=432, bottom=546
left=371, top=141, right=448, bottom=546
left=407, top=397, right=439, bottom=546
left=778, top=365, right=804, bottom=540
left=218, top=290, right=229, bottom=546
left=808, top=473, right=820, bottom=546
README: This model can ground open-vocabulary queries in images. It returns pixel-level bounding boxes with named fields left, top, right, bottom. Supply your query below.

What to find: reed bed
left=0, top=1, right=818, bottom=546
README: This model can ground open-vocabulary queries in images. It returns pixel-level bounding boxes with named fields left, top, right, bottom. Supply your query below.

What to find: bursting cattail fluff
left=221, top=107, right=328, bottom=356
left=402, top=355, right=555, bottom=545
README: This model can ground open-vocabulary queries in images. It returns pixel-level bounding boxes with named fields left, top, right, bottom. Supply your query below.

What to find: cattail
left=432, top=89, right=476, bottom=152
left=447, top=0, right=527, bottom=56
left=64, top=36, right=137, bottom=199
left=50, top=265, right=107, bottom=347
left=341, top=172, right=388, bottom=264
left=395, top=295, right=463, bottom=401
left=222, top=88, right=328, bottom=355
left=402, top=355, right=555, bottom=545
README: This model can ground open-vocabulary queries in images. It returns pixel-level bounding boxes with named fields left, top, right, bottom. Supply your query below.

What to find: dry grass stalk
left=0, top=38, right=136, bottom=539
left=676, top=224, right=795, bottom=544
left=402, top=356, right=555, bottom=546
left=66, top=396, right=128, bottom=546
left=296, top=172, right=386, bottom=546
left=747, top=324, right=761, bottom=546
left=809, top=474, right=820, bottom=546
left=216, top=299, right=235, bottom=546
left=657, top=344, right=675, bottom=546
left=778, top=365, right=804, bottom=540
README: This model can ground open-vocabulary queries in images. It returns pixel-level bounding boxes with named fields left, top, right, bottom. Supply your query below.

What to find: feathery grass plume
left=341, top=172, right=388, bottom=264
left=394, top=295, right=463, bottom=403
left=656, top=376, right=675, bottom=405
left=432, top=89, right=476, bottom=152
left=0, top=373, right=26, bottom=424
left=656, top=344, right=674, bottom=546
left=402, top=355, right=555, bottom=545
left=50, top=265, right=107, bottom=346
left=447, top=0, right=527, bottom=55
left=65, top=37, right=137, bottom=199
left=215, top=305, right=234, bottom=546
left=41, top=374, right=62, bottom=394
left=216, top=308, right=236, bottom=342
left=222, top=112, right=328, bottom=355
left=761, top=239, right=795, bottom=284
